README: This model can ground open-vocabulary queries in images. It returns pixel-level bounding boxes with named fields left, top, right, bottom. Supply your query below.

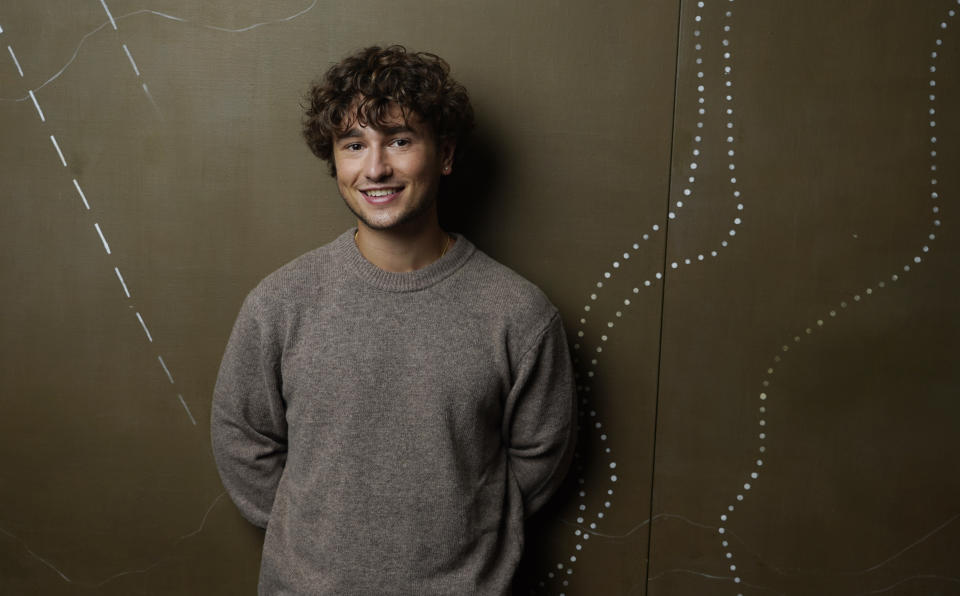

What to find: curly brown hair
left=302, top=45, right=475, bottom=176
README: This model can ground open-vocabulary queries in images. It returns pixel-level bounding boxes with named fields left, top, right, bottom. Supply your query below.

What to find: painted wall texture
left=1, top=1, right=958, bottom=594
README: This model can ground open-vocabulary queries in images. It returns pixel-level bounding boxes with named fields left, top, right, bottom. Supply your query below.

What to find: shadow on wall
left=439, top=122, right=592, bottom=591
left=438, top=127, right=505, bottom=239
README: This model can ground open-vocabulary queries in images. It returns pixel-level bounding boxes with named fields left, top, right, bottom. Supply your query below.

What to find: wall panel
left=650, top=1, right=960, bottom=595
left=0, top=0, right=675, bottom=593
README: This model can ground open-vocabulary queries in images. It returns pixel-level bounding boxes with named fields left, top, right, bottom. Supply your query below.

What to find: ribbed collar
left=332, top=228, right=475, bottom=293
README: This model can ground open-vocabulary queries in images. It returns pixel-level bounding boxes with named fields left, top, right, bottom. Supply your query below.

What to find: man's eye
left=344, top=143, right=363, bottom=151
left=392, top=138, right=411, bottom=147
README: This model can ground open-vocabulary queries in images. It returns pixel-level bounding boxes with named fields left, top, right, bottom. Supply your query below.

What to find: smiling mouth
left=361, top=187, right=403, bottom=204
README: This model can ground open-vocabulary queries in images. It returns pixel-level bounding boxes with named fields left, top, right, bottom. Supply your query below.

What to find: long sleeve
left=210, top=291, right=288, bottom=529
left=503, top=312, right=577, bottom=517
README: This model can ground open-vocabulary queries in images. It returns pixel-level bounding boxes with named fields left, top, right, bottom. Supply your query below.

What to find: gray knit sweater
left=211, top=229, right=576, bottom=595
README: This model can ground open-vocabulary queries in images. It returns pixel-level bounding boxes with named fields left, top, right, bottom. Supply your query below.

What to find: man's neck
left=355, top=218, right=454, bottom=273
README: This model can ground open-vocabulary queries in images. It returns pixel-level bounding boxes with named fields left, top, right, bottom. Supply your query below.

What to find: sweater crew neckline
left=333, top=228, right=475, bottom=292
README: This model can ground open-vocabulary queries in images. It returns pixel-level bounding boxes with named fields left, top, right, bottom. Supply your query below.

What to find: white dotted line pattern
left=718, top=5, right=954, bottom=593
left=0, top=11, right=195, bottom=425
left=536, top=1, right=745, bottom=593
left=668, top=0, right=744, bottom=271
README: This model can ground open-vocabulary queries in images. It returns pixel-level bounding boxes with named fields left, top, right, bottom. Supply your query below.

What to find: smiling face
left=332, top=104, right=455, bottom=232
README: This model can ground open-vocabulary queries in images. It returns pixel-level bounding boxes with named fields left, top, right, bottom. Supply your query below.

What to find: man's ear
left=440, top=138, right=457, bottom=174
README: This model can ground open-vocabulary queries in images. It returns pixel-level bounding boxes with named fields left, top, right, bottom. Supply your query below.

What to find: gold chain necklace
left=354, top=230, right=452, bottom=260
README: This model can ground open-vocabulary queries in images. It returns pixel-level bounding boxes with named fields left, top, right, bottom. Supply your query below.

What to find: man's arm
left=210, top=291, right=288, bottom=529
left=503, top=312, right=577, bottom=517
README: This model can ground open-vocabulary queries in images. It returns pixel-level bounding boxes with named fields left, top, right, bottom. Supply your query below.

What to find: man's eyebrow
left=380, top=125, right=417, bottom=136
left=336, top=124, right=418, bottom=140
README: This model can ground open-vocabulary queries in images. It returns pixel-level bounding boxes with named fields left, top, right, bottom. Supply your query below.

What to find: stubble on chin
left=339, top=191, right=438, bottom=232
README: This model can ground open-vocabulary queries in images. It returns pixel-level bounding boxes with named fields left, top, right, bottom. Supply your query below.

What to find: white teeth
left=364, top=188, right=398, bottom=197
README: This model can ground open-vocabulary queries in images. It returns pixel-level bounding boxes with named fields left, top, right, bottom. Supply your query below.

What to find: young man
left=211, top=46, right=576, bottom=595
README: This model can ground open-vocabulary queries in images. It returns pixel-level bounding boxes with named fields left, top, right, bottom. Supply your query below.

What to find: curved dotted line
left=719, top=5, right=954, bottom=594
left=0, top=18, right=195, bottom=426
left=576, top=0, right=745, bottom=298
left=668, top=0, right=743, bottom=270
left=535, top=1, right=745, bottom=593
left=574, top=0, right=745, bottom=375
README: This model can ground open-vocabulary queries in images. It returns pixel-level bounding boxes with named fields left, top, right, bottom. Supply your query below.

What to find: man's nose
left=364, top=148, right=392, bottom=180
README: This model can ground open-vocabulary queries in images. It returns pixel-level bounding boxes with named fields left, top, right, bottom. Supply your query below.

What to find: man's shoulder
left=465, top=247, right=553, bottom=306
left=452, top=242, right=559, bottom=340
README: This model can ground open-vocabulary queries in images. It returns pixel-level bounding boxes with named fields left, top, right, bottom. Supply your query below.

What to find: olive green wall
left=1, top=1, right=957, bottom=594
